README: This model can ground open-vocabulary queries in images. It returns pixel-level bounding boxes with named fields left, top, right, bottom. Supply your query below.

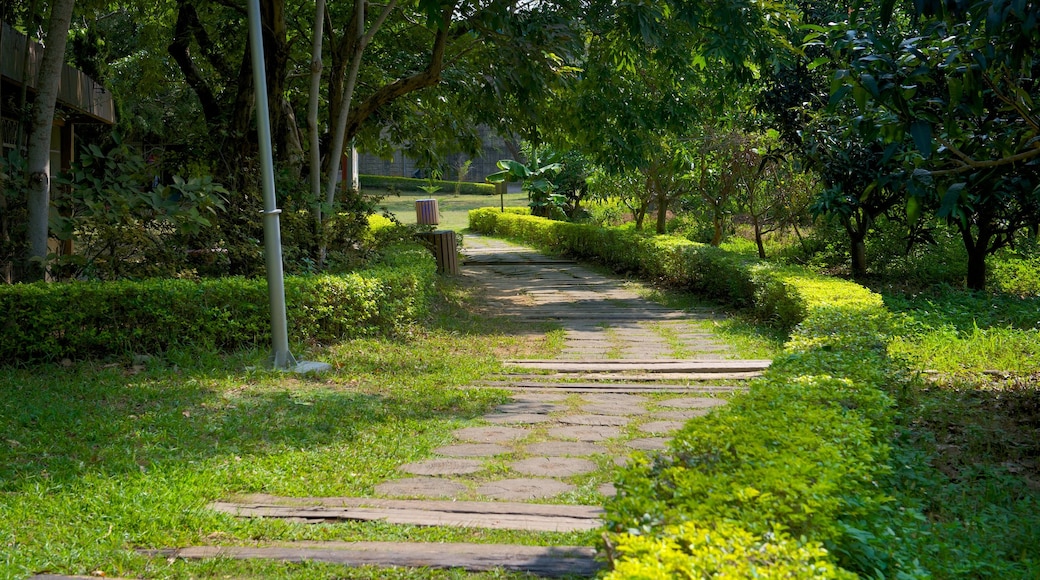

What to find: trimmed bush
left=360, top=174, right=495, bottom=195
left=469, top=209, right=917, bottom=576
left=0, top=243, right=436, bottom=363
left=606, top=521, right=856, bottom=580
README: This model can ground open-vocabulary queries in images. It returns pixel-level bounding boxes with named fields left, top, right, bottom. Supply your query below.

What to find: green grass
left=630, top=283, right=785, bottom=360
left=374, top=189, right=529, bottom=231
left=0, top=278, right=589, bottom=579
left=882, top=285, right=1040, bottom=374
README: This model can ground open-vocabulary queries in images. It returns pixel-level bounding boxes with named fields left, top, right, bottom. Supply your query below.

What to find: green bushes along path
left=470, top=208, right=1035, bottom=577
left=0, top=243, right=436, bottom=363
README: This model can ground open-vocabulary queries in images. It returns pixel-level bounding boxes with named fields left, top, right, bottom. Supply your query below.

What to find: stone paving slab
left=638, top=421, right=685, bottom=434
left=375, top=477, right=468, bottom=498
left=400, top=458, right=484, bottom=476
left=580, top=393, right=649, bottom=404
left=654, top=409, right=711, bottom=420
left=547, top=425, right=621, bottom=441
left=524, top=441, right=605, bottom=456
left=510, top=457, right=598, bottom=477
left=658, top=397, right=730, bottom=409
left=580, top=403, right=649, bottom=415
left=510, top=392, right=570, bottom=402
left=477, top=478, right=575, bottom=500
left=434, top=443, right=510, bottom=457
left=495, top=402, right=568, bottom=414
left=151, top=542, right=602, bottom=577
left=453, top=426, right=530, bottom=443
left=558, top=414, right=630, bottom=426
left=482, top=413, right=555, bottom=425
left=626, top=437, right=671, bottom=451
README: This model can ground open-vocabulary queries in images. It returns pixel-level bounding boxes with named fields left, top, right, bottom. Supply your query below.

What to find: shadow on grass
left=0, top=356, right=501, bottom=492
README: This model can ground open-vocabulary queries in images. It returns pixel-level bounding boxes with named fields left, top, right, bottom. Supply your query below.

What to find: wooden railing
left=1, top=21, right=115, bottom=124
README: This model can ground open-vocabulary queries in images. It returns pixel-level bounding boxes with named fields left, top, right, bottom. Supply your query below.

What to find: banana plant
left=486, top=154, right=564, bottom=217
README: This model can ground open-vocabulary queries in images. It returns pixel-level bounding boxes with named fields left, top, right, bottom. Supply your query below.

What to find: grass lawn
left=0, top=279, right=588, bottom=579
left=371, top=189, right=529, bottom=231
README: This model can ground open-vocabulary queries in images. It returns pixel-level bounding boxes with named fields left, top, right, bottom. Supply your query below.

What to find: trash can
left=417, top=230, right=459, bottom=275
left=415, top=199, right=439, bottom=225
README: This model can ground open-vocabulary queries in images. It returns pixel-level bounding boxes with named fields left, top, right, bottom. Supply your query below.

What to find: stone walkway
left=166, top=235, right=770, bottom=576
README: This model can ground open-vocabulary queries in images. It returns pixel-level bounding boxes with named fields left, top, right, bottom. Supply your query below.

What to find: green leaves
left=909, top=120, right=932, bottom=157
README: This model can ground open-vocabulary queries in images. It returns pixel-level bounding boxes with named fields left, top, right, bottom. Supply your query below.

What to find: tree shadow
left=0, top=358, right=498, bottom=491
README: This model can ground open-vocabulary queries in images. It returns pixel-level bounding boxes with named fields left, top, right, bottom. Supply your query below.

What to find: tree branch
left=344, top=3, right=455, bottom=140
left=929, top=137, right=1040, bottom=176
left=168, top=0, right=223, bottom=128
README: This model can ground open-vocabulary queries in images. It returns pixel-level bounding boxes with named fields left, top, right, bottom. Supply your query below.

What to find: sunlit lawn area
left=0, top=280, right=588, bottom=579
left=372, top=189, right=529, bottom=231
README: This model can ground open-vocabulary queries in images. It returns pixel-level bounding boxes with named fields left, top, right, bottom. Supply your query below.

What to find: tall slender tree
left=25, top=0, right=76, bottom=280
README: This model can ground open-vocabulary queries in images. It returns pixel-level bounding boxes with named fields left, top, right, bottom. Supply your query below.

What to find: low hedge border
left=360, top=174, right=495, bottom=195
left=0, top=243, right=436, bottom=363
left=469, top=208, right=918, bottom=577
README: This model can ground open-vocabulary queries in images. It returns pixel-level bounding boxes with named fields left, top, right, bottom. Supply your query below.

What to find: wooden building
left=1, top=21, right=116, bottom=170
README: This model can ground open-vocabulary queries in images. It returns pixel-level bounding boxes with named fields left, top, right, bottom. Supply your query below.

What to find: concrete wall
left=356, top=127, right=516, bottom=182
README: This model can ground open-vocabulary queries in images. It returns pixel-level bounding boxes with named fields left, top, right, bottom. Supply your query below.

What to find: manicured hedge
left=0, top=243, right=436, bottom=363
left=469, top=208, right=915, bottom=576
left=360, top=174, right=495, bottom=195
left=468, top=208, right=880, bottom=330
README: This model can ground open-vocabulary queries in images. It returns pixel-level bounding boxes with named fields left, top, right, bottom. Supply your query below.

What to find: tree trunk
left=711, top=211, right=723, bottom=246
left=850, top=236, right=867, bottom=277
left=965, top=246, right=987, bottom=291
left=25, top=0, right=76, bottom=280
left=308, top=0, right=326, bottom=214
left=259, top=0, right=300, bottom=168
left=961, top=226, right=990, bottom=291
left=754, top=220, right=766, bottom=259
left=656, top=190, right=668, bottom=234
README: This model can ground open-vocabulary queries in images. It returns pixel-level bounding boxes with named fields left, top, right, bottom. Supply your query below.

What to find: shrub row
left=468, top=208, right=880, bottom=331
left=0, top=243, right=436, bottom=363
left=469, top=208, right=910, bottom=576
left=360, top=174, right=495, bottom=195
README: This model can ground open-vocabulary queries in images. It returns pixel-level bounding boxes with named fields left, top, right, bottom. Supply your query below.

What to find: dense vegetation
left=0, top=0, right=1036, bottom=576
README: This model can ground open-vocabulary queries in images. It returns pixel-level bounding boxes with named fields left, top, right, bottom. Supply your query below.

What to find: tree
left=545, top=0, right=796, bottom=235
left=828, top=0, right=1040, bottom=289
left=25, top=0, right=76, bottom=280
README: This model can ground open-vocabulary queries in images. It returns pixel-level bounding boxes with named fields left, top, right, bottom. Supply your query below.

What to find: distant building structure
left=0, top=21, right=116, bottom=172
left=1, top=21, right=116, bottom=262
left=356, top=126, right=518, bottom=182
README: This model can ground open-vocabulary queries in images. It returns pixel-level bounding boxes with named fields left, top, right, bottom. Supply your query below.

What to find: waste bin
left=415, top=199, right=439, bottom=225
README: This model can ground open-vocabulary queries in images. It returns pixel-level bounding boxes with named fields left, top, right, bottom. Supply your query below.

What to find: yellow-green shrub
left=606, top=521, right=856, bottom=580
left=467, top=209, right=912, bottom=576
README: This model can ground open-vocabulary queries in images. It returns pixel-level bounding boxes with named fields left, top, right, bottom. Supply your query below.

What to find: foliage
left=469, top=209, right=950, bottom=576
left=0, top=243, right=435, bottom=363
left=606, top=521, right=856, bottom=579
left=453, top=159, right=473, bottom=196
left=0, top=150, right=29, bottom=283
left=485, top=148, right=564, bottom=217
left=359, top=175, right=494, bottom=196
left=50, top=137, right=228, bottom=280
left=469, top=209, right=877, bottom=331
left=883, top=283, right=1040, bottom=374
left=0, top=283, right=572, bottom=578
left=823, top=0, right=1040, bottom=289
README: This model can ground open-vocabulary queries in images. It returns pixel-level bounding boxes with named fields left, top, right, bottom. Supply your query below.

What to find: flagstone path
left=157, top=235, right=771, bottom=577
